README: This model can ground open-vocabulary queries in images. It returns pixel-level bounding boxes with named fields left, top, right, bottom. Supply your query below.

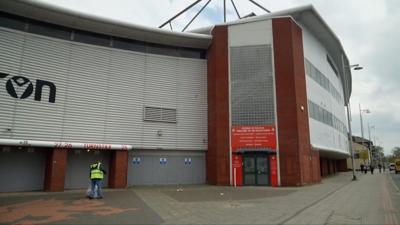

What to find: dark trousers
left=90, top=179, right=103, bottom=198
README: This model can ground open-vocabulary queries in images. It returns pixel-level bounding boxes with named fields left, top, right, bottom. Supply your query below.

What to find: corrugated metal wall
left=0, top=27, right=207, bottom=150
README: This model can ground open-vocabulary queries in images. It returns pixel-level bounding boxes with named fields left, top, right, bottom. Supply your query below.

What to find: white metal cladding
left=0, top=27, right=207, bottom=150
left=302, top=26, right=349, bottom=155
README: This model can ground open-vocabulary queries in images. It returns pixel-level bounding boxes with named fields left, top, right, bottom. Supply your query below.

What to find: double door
left=243, top=154, right=270, bottom=186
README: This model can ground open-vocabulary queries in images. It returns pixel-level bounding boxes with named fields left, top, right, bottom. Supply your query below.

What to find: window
left=113, top=37, right=146, bottom=53
left=180, top=48, right=206, bottom=59
left=304, top=58, right=343, bottom=105
left=327, top=55, right=339, bottom=76
left=0, top=12, right=26, bottom=31
left=148, top=43, right=179, bottom=57
left=74, top=30, right=110, bottom=47
left=28, top=20, right=71, bottom=40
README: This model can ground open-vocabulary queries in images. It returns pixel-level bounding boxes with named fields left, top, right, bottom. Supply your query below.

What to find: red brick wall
left=310, top=151, right=321, bottom=183
left=272, top=18, right=320, bottom=186
left=207, top=25, right=230, bottom=185
left=329, top=160, right=334, bottom=174
left=320, top=158, right=328, bottom=176
left=337, top=159, right=348, bottom=172
left=109, top=150, right=128, bottom=188
left=44, top=148, right=67, bottom=192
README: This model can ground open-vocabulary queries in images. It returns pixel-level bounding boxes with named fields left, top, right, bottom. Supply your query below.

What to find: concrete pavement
left=0, top=171, right=399, bottom=225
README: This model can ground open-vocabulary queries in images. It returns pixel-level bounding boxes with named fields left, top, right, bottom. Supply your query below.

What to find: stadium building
left=0, top=0, right=352, bottom=192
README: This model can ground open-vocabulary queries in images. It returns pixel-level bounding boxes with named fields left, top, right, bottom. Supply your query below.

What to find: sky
left=35, top=0, right=400, bottom=155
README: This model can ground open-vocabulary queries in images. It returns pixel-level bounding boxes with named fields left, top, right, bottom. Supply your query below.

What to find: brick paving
left=0, top=171, right=398, bottom=225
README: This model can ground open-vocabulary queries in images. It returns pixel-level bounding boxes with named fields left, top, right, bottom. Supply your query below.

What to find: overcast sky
left=35, top=0, right=400, bottom=155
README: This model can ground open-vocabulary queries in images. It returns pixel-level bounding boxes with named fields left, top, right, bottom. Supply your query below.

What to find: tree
left=392, top=147, right=400, bottom=158
left=372, top=146, right=385, bottom=164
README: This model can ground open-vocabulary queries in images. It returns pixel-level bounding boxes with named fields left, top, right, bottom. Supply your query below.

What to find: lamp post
left=346, top=64, right=363, bottom=181
left=346, top=102, right=357, bottom=180
left=359, top=104, right=371, bottom=163
left=368, top=123, right=375, bottom=164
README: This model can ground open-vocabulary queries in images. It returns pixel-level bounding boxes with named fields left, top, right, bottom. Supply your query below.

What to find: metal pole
left=223, top=0, right=226, bottom=22
left=368, top=123, right=371, bottom=141
left=368, top=123, right=373, bottom=165
left=359, top=103, right=364, bottom=140
left=248, top=0, right=271, bottom=13
left=359, top=103, right=370, bottom=163
left=347, top=103, right=357, bottom=180
left=230, top=0, right=241, bottom=19
left=182, top=0, right=212, bottom=32
left=159, top=0, right=203, bottom=28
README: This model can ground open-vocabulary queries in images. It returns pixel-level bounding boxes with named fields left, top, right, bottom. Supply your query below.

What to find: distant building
left=0, top=0, right=352, bottom=192
left=347, top=141, right=369, bottom=170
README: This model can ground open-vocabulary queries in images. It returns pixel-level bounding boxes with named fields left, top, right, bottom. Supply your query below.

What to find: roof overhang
left=0, top=0, right=212, bottom=49
left=312, top=145, right=350, bottom=159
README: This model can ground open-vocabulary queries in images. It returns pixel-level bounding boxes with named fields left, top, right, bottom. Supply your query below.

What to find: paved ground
left=0, top=171, right=399, bottom=225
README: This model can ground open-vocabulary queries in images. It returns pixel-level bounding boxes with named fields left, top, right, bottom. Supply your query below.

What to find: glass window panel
left=244, top=157, right=255, bottom=173
left=74, top=30, right=110, bottom=46
left=257, top=157, right=268, bottom=173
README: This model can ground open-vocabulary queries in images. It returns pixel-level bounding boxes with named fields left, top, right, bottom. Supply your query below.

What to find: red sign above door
left=231, top=125, right=277, bottom=152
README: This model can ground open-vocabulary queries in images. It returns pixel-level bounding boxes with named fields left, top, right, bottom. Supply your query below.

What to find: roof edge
left=0, top=0, right=212, bottom=49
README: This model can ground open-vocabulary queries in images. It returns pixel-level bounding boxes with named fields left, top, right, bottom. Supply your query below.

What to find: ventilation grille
left=144, top=107, right=177, bottom=123
left=230, top=45, right=275, bottom=126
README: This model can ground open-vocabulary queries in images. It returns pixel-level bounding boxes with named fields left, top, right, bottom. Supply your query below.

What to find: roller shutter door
left=64, top=150, right=110, bottom=189
left=0, top=147, right=47, bottom=192
left=128, top=150, right=205, bottom=186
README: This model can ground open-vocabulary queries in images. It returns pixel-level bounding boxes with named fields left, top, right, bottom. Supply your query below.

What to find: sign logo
left=231, top=125, right=277, bottom=152
left=0, top=72, right=56, bottom=103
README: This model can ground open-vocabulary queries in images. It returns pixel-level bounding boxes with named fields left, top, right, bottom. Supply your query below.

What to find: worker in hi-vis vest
left=89, top=161, right=106, bottom=199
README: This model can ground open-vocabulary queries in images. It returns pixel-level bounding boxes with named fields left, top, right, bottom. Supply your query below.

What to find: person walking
left=370, top=164, right=375, bottom=174
left=89, top=160, right=106, bottom=199
left=360, top=164, right=365, bottom=173
left=378, top=164, right=382, bottom=173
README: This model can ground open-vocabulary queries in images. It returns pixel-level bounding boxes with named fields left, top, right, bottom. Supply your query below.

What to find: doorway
left=243, top=154, right=270, bottom=186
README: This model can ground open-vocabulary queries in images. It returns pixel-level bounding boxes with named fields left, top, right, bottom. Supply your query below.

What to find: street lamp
left=359, top=104, right=371, bottom=163
left=345, top=64, right=363, bottom=181
left=368, top=124, right=375, bottom=163
left=350, top=64, right=363, bottom=70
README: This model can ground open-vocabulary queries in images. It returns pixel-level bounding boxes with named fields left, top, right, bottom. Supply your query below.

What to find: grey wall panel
left=128, top=153, right=156, bottom=185
left=0, top=28, right=207, bottom=150
left=62, top=44, right=110, bottom=142
left=104, top=50, right=145, bottom=144
left=0, top=30, right=69, bottom=141
left=176, top=59, right=208, bottom=149
left=192, top=155, right=206, bottom=183
left=128, top=150, right=205, bottom=186
left=141, top=55, right=178, bottom=148
left=0, top=148, right=46, bottom=192
left=64, top=150, right=110, bottom=189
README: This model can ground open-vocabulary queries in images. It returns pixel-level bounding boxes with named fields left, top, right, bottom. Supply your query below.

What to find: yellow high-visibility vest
left=90, top=163, right=104, bottom=180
